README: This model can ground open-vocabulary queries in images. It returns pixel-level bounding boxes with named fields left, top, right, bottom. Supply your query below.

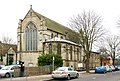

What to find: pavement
left=0, top=70, right=95, bottom=81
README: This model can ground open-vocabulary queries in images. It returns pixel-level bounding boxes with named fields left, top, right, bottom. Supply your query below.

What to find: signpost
left=78, top=63, right=83, bottom=71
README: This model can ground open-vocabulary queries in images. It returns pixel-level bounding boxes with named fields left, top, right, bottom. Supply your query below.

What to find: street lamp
left=53, top=56, right=55, bottom=71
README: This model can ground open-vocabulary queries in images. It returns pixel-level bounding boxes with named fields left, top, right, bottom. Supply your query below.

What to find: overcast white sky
left=0, top=0, right=120, bottom=43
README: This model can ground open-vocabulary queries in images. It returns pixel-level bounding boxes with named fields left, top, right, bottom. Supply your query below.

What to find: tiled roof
left=0, top=42, right=17, bottom=56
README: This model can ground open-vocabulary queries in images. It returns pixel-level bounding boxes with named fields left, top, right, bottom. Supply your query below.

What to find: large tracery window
left=25, top=22, right=38, bottom=51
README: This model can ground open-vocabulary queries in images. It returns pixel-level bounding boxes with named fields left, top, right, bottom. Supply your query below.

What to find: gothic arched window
left=70, top=46, right=72, bottom=60
left=57, top=43, right=61, bottom=54
left=77, top=48, right=79, bottom=61
left=25, top=22, right=38, bottom=51
left=49, top=44, right=52, bottom=54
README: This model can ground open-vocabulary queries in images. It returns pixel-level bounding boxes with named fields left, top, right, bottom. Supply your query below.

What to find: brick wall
left=14, top=66, right=52, bottom=77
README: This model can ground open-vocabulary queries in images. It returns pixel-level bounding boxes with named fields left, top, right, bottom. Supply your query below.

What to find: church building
left=17, top=5, right=85, bottom=69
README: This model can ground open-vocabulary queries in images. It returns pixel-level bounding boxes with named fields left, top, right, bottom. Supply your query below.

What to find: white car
left=0, top=65, right=20, bottom=78
left=109, top=65, right=115, bottom=71
left=105, top=65, right=112, bottom=72
left=51, top=67, right=79, bottom=80
left=0, top=65, right=5, bottom=69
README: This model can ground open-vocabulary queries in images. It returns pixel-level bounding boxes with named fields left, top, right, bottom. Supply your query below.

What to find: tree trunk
left=85, top=55, right=90, bottom=73
left=113, top=50, right=115, bottom=66
left=100, top=58, right=103, bottom=66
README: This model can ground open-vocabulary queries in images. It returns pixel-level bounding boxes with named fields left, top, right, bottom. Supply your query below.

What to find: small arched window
left=25, top=22, right=38, bottom=51
left=49, top=44, right=52, bottom=54
left=57, top=43, right=61, bottom=54
left=77, top=48, right=79, bottom=61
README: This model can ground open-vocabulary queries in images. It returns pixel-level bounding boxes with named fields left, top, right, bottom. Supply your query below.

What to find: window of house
left=25, top=22, right=38, bottom=51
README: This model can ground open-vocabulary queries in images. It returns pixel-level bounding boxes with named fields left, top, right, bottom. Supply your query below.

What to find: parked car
left=114, top=65, right=119, bottom=71
left=115, top=65, right=120, bottom=70
left=105, top=65, right=112, bottom=72
left=0, top=65, right=20, bottom=78
left=115, top=65, right=120, bottom=71
left=51, top=67, right=79, bottom=80
left=109, top=65, right=115, bottom=71
left=95, top=66, right=107, bottom=73
left=0, top=65, right=5, bottom=69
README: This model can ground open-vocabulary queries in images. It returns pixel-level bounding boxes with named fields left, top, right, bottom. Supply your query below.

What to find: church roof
left=22, top=6, right=79, bottom=43
left=32, top=9, right=78, bottom=43
left=46, top=37, right=81, bottom=46
left=35, top=12, right=70, bottom=34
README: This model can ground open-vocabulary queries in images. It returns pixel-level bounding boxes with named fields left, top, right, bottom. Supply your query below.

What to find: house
left=100, top=54, right=113, bottom=66
left=0, top=41, right=17, bottom=65
left=89, top=52, right=100, bottom=69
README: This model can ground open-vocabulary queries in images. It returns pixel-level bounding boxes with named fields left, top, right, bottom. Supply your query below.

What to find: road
left=45, top=71, right=120, bottom=81
left=0, top=71, right=120, bottom=81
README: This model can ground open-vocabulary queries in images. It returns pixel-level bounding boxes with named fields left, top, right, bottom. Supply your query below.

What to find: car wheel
left=5, top=73, right=10, bottom=78
left=76, top=73, right=79, bottom=78
left=67, top=75, right=70, bottom=80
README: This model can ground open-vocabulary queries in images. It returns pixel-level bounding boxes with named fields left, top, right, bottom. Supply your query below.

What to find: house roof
left=100, top=54, right=112, bottom=60
left=0, top=42, right=17, bottom=56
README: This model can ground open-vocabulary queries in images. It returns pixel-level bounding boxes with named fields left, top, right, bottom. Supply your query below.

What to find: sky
left=0, top=0, right=120, bottom=43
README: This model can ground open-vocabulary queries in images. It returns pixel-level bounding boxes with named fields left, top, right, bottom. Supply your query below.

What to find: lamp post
left=53, top=56, right=55, bottom=71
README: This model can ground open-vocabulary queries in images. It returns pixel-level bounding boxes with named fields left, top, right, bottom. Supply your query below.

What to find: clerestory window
left=25, top=22, right=38, bottom=51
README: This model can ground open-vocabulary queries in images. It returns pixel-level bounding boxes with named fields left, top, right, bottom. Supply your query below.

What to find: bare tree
left=100, top=35, right=120, bottom=66
left=2, top=35, right=14, bottom=44
left=97, top=43, right=110, bottom=66
left=69, top=11, right=105, bottom=73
